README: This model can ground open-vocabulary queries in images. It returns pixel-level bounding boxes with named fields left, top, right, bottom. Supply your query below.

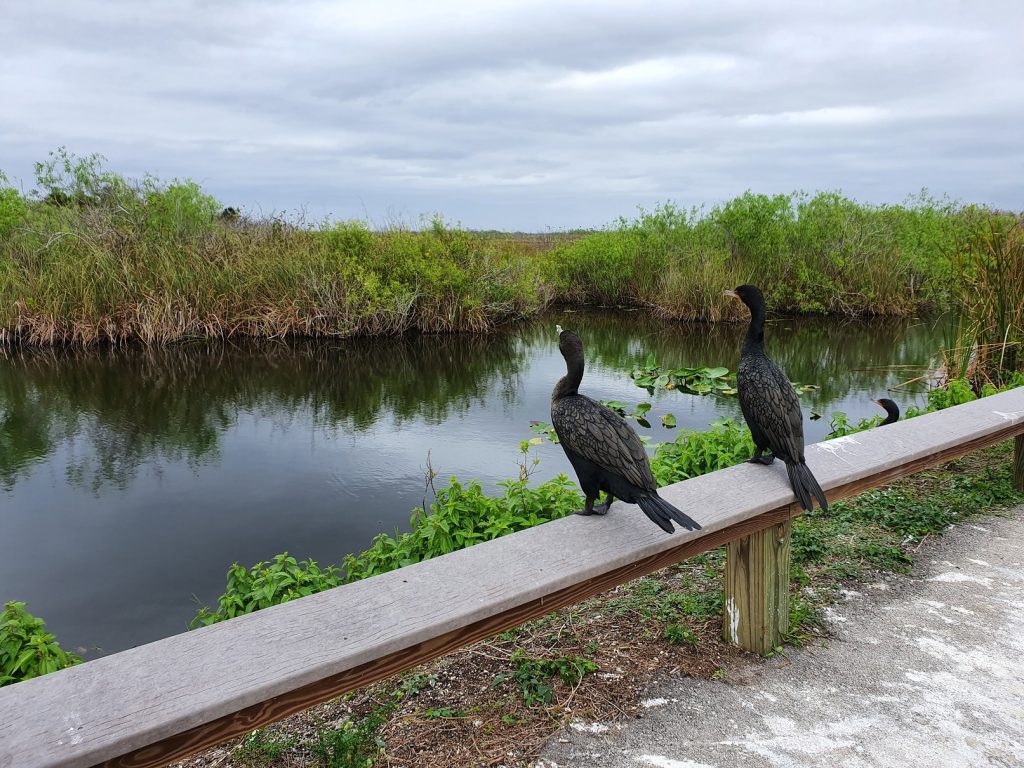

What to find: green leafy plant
left=663, top=623, right=700, bottom=648
left=190, top=554, right=342, bottom=628
left=630, top=355, right=737, bottom=396
left=341, top=443, right=582, bottom=584
left=309, top=710, right=387, bottom=768
left=529, top=420, right=560, bottom=443
left=233, top=728, right=296, bottom=765
left=492, top=649, right=598, bottom=707
left=0, top=172, right=26, bottom=239
left=423, top=707, right=465, bottom=719
left=650, top=417, right=756, bottom=485
left=1, top=601, right=81, bottom=686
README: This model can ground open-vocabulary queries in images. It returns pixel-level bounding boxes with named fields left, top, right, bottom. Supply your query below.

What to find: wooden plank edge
left=1013, top=434, right=1024, bottom=492
left=88, top=420, right=1024, bottom=768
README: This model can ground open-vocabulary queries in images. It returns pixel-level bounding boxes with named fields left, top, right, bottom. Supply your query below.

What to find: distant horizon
left=3, top=1, right=1022, bottom=230
left=2, top=153, right=1002, bottom=233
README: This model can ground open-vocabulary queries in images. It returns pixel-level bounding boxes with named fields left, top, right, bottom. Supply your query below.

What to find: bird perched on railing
left=724, top=285, right=828, bottom=512
left=874, top=397, right=900, bottom=425
left=550, top=326, right=701, bottom=534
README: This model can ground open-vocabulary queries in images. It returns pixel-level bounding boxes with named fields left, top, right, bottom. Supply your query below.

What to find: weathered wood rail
left=2, top=388, right=1023, bottom=768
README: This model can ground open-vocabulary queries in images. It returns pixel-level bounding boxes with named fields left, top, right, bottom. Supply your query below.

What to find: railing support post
left=1014, top=435, right=1024, bottom=492
left=723, top=519, right=791, bottom=655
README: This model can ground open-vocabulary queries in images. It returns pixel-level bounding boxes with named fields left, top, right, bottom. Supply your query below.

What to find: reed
left=947, top=216, right=1024, bottom=387
left=0, top=150, right=1008, bottom=346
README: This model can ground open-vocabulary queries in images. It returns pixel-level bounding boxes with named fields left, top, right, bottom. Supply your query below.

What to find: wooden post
left=723, top=519, right=792, bottom=655
left=1014, top=434, right=1024, bottom=492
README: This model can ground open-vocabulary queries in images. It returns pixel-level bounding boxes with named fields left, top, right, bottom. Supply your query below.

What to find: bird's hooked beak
left=873, top=399, right=883, bottom=408
left=723, top=289, right=738, bottom=299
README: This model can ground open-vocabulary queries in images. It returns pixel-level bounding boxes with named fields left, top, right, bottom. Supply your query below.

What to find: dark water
left=0, top=312, right=947, bottom=658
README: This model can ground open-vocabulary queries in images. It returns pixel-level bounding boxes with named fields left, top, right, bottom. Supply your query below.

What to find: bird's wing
left=738, top=359, right=805, bottom=463
left=552, top=395, right=654, bottom=490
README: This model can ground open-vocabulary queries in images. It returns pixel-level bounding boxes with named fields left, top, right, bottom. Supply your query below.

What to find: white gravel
left=541, top=507, right=1024, bottom=768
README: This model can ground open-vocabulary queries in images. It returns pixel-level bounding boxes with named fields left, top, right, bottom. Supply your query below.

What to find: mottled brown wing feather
left=552, top=395, right=654, bottom=490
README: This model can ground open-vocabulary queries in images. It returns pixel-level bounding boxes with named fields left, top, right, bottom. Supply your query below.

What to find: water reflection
left=0, top=333, right=526, bottom=492
left=0, top=311, right=945, bottom=656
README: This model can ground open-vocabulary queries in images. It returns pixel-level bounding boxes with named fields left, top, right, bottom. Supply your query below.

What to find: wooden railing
left=2, top=388, right=1023, bottom=768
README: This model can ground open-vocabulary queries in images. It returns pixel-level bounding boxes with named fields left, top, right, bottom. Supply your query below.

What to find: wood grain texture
left=723, top=520, right=791, bottom=655
left=1, top=388, right=1023, bottom=768
left=1014, top=434, right=1024, bottom=492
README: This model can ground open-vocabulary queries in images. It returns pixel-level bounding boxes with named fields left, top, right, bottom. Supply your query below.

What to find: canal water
left=0, top=311, right=948, bottom=657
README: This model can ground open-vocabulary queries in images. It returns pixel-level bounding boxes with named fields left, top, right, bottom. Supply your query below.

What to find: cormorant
left=551, top=327, right=701, bottom=534
left=724, top=285, right=828, bottom=512
left=874, top=397, right=900, bottom=425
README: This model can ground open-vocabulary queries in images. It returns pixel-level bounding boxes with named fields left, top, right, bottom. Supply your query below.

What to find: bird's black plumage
left=725, top=285, right=828, bottom=512
left=551, top=329, right=701, bottom=534
left=874, top=398, right=900, bottom=425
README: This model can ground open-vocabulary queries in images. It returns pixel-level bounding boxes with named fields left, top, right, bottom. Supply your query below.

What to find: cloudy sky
left=1, top=1, right=1021, bottom=230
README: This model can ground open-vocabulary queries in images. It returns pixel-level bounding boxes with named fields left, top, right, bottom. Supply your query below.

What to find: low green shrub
left=650, top=417, right=755, bottom=485
left=0, top=601, right=81, bottom=686
left=491, top=648, right=598, bottom=707
left=190, top=553, right=342, bottom=628
left=342, top=459, right=582, bottom=582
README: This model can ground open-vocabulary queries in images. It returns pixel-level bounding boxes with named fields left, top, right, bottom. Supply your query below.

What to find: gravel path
left=539, top=507, right=1024, bottom=768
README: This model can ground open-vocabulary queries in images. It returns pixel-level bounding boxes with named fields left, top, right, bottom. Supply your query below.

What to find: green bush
left=2, top=150, right=1011, bottom=344
left=342, top=468, right=582, bottom=583
left=142, top=179, right=219, bottom=241
left=190, top=553, right=342, bottom=628
left=0, top=176, right=26, bottom=240
left=1, top=601, right=81, bottom=686
left=650, top=417, right=756, bottom=485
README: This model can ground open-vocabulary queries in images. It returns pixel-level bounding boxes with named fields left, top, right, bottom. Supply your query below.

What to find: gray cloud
left=1, top=0, right=1021, bottom=229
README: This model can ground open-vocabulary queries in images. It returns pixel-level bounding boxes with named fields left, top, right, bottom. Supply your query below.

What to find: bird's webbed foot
left=575, top=495, right=612, bottom=516
left=747, top=449, right=775, bottom=465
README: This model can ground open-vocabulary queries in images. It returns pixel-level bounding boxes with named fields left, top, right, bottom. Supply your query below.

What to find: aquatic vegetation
left=826, top=375, right=1024, bottom=439
left=545, top=193, right=999, bottom=320
left=0, top=151, right=1010, bottom=346
left=630, top=355, right=737, bottom=396
left=0, top=150, right=549, bottom=345
left=649, top=418, right=756, bottom=486
left=189, top=554, right=342, bottom=629
left=0, top=601, right=81, bottom=687
left=949, top=216, right=1024, bottom=387
left=341, top=461, right=583, bottom=583
left=192, top=375, right=1023, bottom=631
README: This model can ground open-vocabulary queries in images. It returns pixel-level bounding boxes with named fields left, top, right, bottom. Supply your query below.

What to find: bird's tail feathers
left=786, top=461, right=828, bottom=513
left=637, top=494, right=702, bottom=534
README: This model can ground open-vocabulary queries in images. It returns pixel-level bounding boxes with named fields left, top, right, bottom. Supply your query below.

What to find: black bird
left=551, top=327, right=701, bottom=534
left=724, top=285, right=828, bottom=512
left=874, top=397, right=900, bottom=425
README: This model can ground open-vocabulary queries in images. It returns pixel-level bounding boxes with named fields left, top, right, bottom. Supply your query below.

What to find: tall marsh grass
left=545, top=193, right=994, bottom=320
left=947, top=216, right=1024, bottom=386
left=0, top=151, right=550, bottom=345
left=0, top=150, right=1009, bottom=345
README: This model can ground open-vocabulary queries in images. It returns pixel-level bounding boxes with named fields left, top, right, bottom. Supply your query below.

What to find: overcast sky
left=2, top=1, right=1021, bottom=230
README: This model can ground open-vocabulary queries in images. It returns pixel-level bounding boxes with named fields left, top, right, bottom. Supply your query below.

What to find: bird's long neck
left=882, top=405, right=899, bottom=425
left=741, top=300, right=766, bottom=356
left=553, top=356, right=583, bottom=400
